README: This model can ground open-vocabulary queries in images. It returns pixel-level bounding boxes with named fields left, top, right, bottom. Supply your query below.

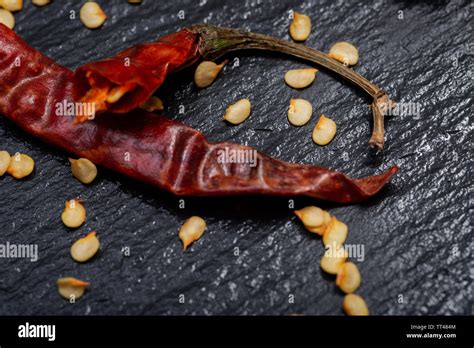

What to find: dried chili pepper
left=74, top=24, right=395, bottom=149
left=0, top=24, right=398, bottom=203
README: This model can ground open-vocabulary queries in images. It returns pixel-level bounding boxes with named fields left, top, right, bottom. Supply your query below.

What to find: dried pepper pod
left=73, top=24, right=395, bottom=149
left=0, top=24, right=397, bottom=203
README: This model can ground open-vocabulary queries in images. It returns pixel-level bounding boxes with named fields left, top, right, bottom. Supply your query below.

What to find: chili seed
left=329, top=42, right=359, bottom=66
left=320, top=244, right=348, bottom=275
left=106, top=85, right=130, bottom=104
left=284, top=68, right=318, bottom=89
left=0, top=150, right=11, bottom=176
left=323, top=217, right=348, bottom=247
left=57, top=277, right=89, bottom=300
left=289, top=12, right=311, bottom=41
left=69, top=158, right=97, bottom=184
left=1, top=0, right=22, bottom=12
left=336, top=262, right=361, bottom=294
left=70, top=231, right=100, bottom=263
left=179, top=216, right=206, bottom=251
left=140, top=96, right=164, bottom=112
left=32, top=0, right=50, bottom=6
left=288, top=98, right=313, bottom=126
left=0, top=9, right=15, bottom=29
left=80, top=1, right=107, bottom=29
left=61, top=199, right=86, bottom=228
left=223, top=99, right=251, bottom=125
left=306, top=210, right=331, bottom=236
left=7, top=153, right=34, bottom=179
left=343, top=294, right=370, bottom=316
left=294, top=206, right=325, bottom=228
left=194, top=60, right=227, bottom=88
left=312, top=114, right=337, bottom=146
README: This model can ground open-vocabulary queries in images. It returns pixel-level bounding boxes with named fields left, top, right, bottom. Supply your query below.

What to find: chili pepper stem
left=188, top=24, right=395, bottom=150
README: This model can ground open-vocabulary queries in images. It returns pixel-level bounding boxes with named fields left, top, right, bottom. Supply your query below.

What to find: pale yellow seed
left=322, top=217, right=348, bottom=247
left=0, top=150, right=11, bottom=176
left=306, top=211, right=331, bottom=235
left=70, top=231, right=100, bottom=263
left=179, top=216, right=206, bottom=251
left=294, top=206, right=325, bottom=228
left=0, top=9, right=15, bottom=29
left=57, top=277, right=89, bottom=300
left=194, top=60, right=226, bottom=88
left=320, top=244, right=348, bottom=275
left=328, top=42, right=359, bottom=66
left=69, top=158, right=97, bottom=184
left=32, top=0, right=51, bottom=6
left=106, top=85, right=129, bottom=104
left=289, top=12, right=311, bottom=41
left=336, top=262, right=361, bottom=294
left=284, top=68, right=317, bottom=89
left=80, top=2, right=107, bottom=29
left=7, top=153, right=34, bottom=179
left=343, top=294, right=370, bottom=316
left=1, top=0, right=22, bottom=12
left=312, top=114, right=337, bottom=146
left=140, top=96, right=164, bottom=112
left=61, top=199, right=86, bottom=228
left=288, top=98, right=313, bottom=126
left=223, top=99, right=251, bottom=125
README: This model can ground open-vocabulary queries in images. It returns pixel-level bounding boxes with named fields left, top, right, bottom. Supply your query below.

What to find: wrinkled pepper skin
left=74, top=28, right=199, bottom=114
left=0, top=24, right=398, bottom=203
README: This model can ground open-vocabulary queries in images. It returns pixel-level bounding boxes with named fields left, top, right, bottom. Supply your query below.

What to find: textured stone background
left=0, top=0, right=472, bottom=315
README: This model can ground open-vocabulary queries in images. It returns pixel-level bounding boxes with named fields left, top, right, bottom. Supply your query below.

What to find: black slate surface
left=0, top=0, right=472, bottom=315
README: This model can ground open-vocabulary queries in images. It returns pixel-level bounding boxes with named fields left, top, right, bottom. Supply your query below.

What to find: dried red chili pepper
left=74, top=24, right=395, bottom=149
left=0, top=24, right=398, bottom=203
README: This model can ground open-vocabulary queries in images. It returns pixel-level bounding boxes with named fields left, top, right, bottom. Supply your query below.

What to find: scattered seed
left=305, top=210, right=331, bottom=236
left=0, top=150, right=11, bottom=176
left=140, top=96, right=164, bottom=112
left=288, top=98, right=313, bottom=126
left=323, top=217, right=348, bottom=247
left=342, top=294, right=370, bottom=316
left=7, top=153, right=34, bottom=179
left=57, top=277, right=89, bottom=300
left=294, top=206, right=325, bottom=228
left=328, top=42, right=359, bottom=66
left=194, top=60, right=227, bottom=88
left=312, top=114, right=337, bottom=146
left=61, top=199, right=86, bottom=228
left=1, top=0, right=22, bottom=12
left=289, top=12, right=311, bottom=41
left=179, top=216, right=206, bottom=251
left=223, top=99, right=251, bottom=125
left=128, top=0, right=142, bottom=3
left=80, top=1, right=107, bottom=29
left=32, top=0, right=51, bottom=6
left=320, top=244, right=348, bottom=275
left=70, top=231, right=100, bottom=263
left=336, top=262, right=361, bottom=294
left=69, top=158, right=97, bottom=184
left=284, top=68, right=317, bottom=89
left=0, top=9, right=15, bottom=29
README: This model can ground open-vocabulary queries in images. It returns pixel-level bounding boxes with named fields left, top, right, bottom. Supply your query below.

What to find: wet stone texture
left=0, top=0, right=472, bottom=315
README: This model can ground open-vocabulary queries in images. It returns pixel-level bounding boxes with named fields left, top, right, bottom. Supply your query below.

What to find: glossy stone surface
left=0, top=0, right=471, bottom=315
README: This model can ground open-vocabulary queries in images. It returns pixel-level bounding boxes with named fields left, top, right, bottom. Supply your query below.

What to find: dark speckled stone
left=0, top=0, right=471, bottom=315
